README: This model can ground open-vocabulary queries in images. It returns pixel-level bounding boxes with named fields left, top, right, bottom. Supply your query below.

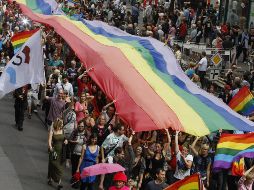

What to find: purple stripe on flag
left=213, top=151, right=254, bottom=171
left=213, top=160, right=232, bottom=170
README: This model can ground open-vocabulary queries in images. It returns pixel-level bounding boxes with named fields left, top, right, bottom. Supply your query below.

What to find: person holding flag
left=0, top=29, right=45, bottom=131
left=238, top=165, right=254, bottom=190
left=13, top=85, right=28, bottom=131
left=173, top=131, right=193, bottom=182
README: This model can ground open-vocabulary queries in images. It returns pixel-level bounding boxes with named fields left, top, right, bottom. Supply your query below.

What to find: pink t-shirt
left=108, top=186, right=130, bottom=190
left=75, top=102, right=85, bottom=123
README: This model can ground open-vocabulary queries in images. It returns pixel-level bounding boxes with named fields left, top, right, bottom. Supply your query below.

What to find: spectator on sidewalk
left=196, top=52, right=208, bottom=89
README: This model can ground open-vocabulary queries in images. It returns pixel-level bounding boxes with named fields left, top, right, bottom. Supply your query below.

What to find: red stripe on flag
left=11, top=29, right=39, bottom=42
left=164, top=173, right=200, bottom=190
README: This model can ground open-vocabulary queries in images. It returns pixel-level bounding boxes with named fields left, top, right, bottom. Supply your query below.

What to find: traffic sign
left=211, top=52, right=223, bottom=66
left=209, top=69, right=220, bottom=81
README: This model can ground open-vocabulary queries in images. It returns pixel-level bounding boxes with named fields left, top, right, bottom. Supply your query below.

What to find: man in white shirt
left=197, top=51, right=208, bottom=89
left=102, top=124, right=128, bottom=158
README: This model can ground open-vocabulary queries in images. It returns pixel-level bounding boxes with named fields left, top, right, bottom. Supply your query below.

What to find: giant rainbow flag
left=12, top=0, right=254, bottom=136
left=213, top=133, right=254, bottom=171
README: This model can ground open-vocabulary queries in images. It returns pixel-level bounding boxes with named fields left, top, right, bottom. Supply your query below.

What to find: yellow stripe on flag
left=178, top=182, right=199, bottom=190
left=234, top=94, right=253, bottom=112
left=12, top=37, right=29, bottom=46
left=217, top=142, right=254, bottom=150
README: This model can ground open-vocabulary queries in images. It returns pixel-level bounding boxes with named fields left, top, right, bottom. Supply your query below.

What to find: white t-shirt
left=198, top=57, right=208, bottom=72
left=174, top=152, right=193, bottom=180
left=102, top=133, right=128, bottom=157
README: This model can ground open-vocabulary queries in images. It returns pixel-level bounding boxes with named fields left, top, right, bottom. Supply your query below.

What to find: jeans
left=80, top=182, right=95, bottom=190
left=71, top=154, right=81, bottom=175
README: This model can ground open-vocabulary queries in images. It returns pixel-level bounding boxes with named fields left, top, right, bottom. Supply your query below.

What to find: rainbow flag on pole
left=11, top=29, right=38, bottom=54
left=164, top=173, right=201, bottom=190
left=213, top=133, right=254, bottom=171
left=229, top=86, right=254, bottom=116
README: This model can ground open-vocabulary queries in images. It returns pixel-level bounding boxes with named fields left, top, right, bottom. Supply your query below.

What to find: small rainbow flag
left=229, top=86, right=254, bottom=116
left=11, top=29, right=38, bottom=54
left=164, top=173, right=201, bottom=190
left=213, top=133, right=254, bottom=172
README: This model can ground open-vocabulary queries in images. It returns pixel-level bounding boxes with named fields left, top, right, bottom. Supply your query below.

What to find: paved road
left=0, top=95, right=71, bottom=190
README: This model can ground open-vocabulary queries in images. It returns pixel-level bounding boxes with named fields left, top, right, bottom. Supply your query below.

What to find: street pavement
left=0, top=94, right=71, bottom=190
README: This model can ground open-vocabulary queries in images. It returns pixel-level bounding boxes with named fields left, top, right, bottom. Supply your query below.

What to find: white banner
left=0, top=30, right=45, bottom=98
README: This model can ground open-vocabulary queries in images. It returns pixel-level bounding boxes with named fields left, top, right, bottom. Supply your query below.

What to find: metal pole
left=247, top=0, right=252, bottom=28
left=223, top=0, right=229, bottom=23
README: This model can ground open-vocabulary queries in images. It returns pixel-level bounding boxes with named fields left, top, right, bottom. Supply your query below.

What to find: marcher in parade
left=48, top=118, right=68, bottom=190
left=0, top=1, right=254, bottom=190
left=13, top=86, right=28, bottom=131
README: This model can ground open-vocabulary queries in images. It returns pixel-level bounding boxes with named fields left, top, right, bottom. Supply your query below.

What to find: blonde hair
left=53, top=118, right=63, bottom=130
left=189, top=61, right=196, bottom=68
left=201, top=144, right=209, bottom=150
left=81, top=92, right=87, bottom=97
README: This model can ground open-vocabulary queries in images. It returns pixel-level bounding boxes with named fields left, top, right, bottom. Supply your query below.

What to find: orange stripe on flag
left=229, top=86, right=253, bottom=109
left=12, top=37, right=29, bottom=46
left=11, top=29, right=39, bottom=42
left=233, top=94, right=253, bottom=112
left=219, top=133, right=254, bottom=144
left=164, top=173, right=200, bottom=190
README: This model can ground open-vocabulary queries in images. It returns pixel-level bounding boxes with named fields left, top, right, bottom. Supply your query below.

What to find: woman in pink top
left=109, top=172, right=130, bottom=190
left=238, top=165, right=254, bottom=190
left=75, top=95, right=86, bottom=123
left=75, top=93, right=94, bottom=123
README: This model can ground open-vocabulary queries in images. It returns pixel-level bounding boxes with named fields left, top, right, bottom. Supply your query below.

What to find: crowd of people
left=0, top=0, right=254, bottom=190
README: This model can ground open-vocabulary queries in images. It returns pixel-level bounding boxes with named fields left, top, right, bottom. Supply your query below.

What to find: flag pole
left=39, top=29, right=47, bottom=99
left=197, top=172, right=202, bottom=190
